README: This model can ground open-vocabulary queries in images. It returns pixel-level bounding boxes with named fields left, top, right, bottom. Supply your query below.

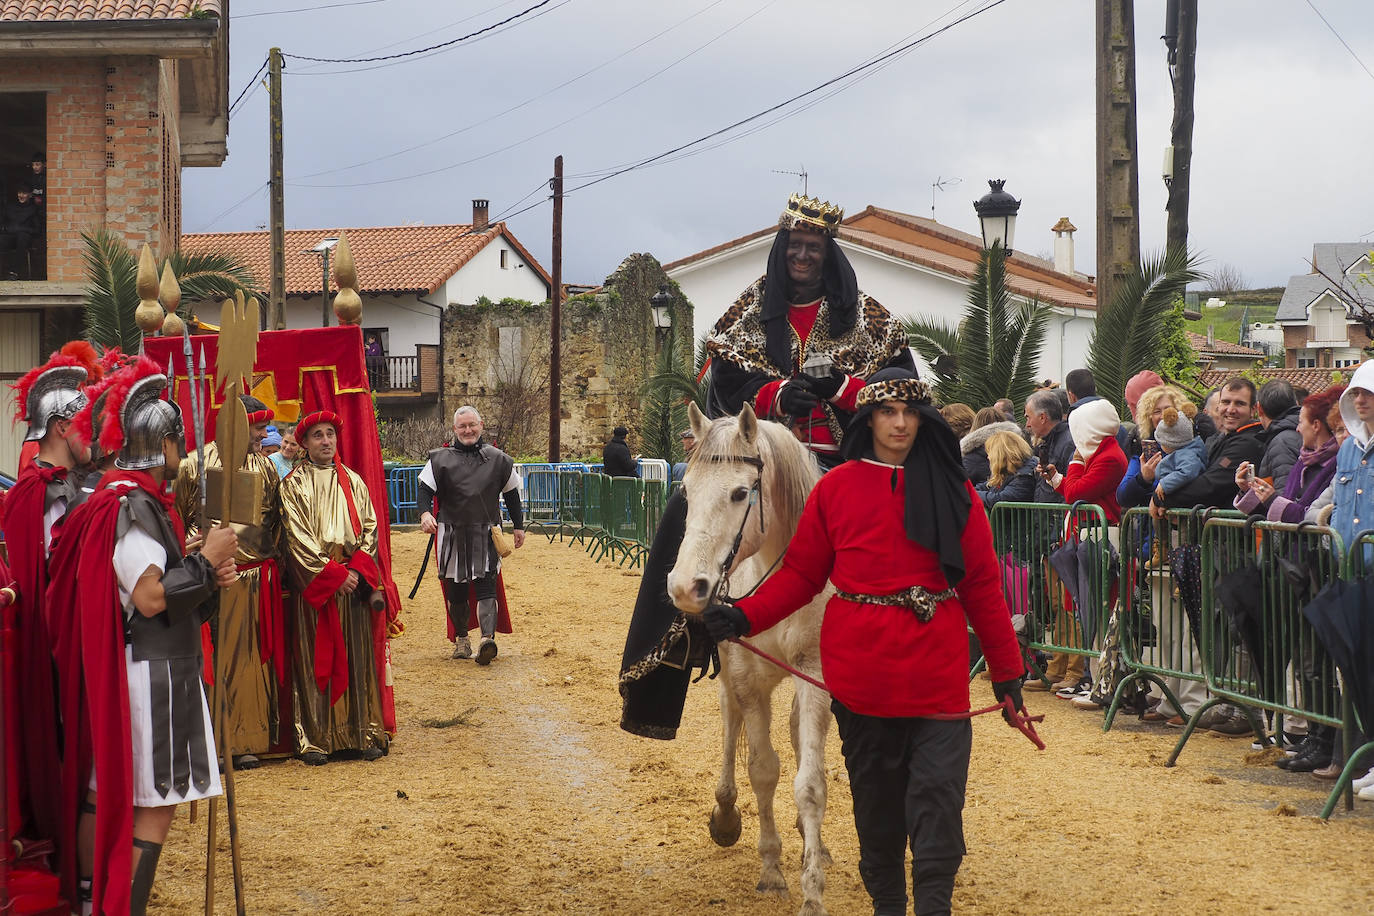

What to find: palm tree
left=640, top=329, right=700, bottom=463
left=82, top=229, right=260, bottom=352
left=1085, top=247, right=1204, bottom=416
left=904, top=242, right=1051, bottom=410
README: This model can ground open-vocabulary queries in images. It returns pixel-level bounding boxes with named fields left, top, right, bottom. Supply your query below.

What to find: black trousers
left=832, top=700, right=971, bottom=916
left=442, top=573, right=497, bottom=637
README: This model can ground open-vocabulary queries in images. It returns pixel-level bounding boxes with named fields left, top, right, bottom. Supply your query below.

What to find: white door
left=0, top=312, right=42, bottom=477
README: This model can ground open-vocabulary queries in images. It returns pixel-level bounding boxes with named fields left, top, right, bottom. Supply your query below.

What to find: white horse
left=667, top=401, right=833, bottom=916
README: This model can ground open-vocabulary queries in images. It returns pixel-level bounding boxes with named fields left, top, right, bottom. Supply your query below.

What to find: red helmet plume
left=97, top=356, right=166, bottom=457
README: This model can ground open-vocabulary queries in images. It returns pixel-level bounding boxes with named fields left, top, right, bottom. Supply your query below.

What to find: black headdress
left=841, top=367, right=972, bottom=586
left=758, top=229, right=860, bottom=373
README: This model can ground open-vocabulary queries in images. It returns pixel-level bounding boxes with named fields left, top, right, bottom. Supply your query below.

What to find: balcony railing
left=368, top=344, right=438, bottom=395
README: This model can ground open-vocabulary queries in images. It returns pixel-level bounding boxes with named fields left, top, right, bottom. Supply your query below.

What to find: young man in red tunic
left=705, top=368, right=1025, bottom=916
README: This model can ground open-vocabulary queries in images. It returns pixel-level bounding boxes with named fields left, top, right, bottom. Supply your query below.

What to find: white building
left=663, top=206, right=1098, bottom=383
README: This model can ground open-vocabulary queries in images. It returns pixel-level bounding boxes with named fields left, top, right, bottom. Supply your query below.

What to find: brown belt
left=834, top=585, right=957, bottom=623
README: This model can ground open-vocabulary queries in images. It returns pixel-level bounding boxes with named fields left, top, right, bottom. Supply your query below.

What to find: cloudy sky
left=186, top=0, right=1374, bottom=293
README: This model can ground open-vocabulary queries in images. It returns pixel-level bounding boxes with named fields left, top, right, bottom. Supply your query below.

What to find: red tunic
left=751, top=302, right=867, bottom=456
left=735, top=460, right=1023, bottom=717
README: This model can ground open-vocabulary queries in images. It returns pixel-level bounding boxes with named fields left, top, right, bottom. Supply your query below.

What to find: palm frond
left=1087, top=247, right=1205, bottom=414
left=166, top=250, right=261, bottom=311
left=81, top=229, right=142, bottom=353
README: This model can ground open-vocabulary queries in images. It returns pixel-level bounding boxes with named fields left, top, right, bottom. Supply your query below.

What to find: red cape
left=47, top=473, right=170, bottom=916
left=0, top=464, right=63, bottom=851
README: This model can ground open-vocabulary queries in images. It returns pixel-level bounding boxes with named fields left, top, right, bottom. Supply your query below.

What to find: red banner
left=146, top=325, right=401, bottom=733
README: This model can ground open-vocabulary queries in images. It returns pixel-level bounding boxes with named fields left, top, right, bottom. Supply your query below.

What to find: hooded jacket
left=1332, top=361, right=1374, bottom=554
left=1060, top=399, right=1127, bottom=522
left=1257, top=406, right=1302, bottom=491
left=959, top=420, right=1022, bottom=485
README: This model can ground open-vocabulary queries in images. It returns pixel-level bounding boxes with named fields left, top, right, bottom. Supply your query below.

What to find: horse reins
left=699, top=451, right=1046, bottom=750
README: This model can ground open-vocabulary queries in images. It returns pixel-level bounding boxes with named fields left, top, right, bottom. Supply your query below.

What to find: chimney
left=472, top=199, right=489, bottom=232
left=1207, top=324, right=1214, bottom=347
left=1051, top=217, right=1076, bottom=275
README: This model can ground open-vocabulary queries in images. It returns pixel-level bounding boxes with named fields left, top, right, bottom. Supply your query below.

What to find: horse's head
left=667, top=401, right=818, bottom=615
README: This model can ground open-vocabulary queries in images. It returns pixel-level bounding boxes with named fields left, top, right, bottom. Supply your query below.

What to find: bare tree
left=479, top=332, right=549, bottom=456
left=1208, top=262, right=1246, bottom=295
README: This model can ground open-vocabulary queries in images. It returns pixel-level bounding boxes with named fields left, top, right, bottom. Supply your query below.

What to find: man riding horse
left=619, top=193, right=914, bottom=739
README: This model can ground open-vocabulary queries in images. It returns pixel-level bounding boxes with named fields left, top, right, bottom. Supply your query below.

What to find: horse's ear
left=688, top=401, right=710, bottom=442
left=737, top=401, right=758, bottom=445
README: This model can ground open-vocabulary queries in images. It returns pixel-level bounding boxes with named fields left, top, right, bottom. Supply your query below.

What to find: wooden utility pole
left=548, top=156, right=563, bottom=462
left=268, top=47, right=286, bottom=330
left=1164, top=0, right=1198, bottom=255
left=1095, top=1, right=1142, bottom=310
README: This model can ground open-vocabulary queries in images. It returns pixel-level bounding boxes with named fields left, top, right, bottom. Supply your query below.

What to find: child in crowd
left=1152, top=406, right=1207, bottom=502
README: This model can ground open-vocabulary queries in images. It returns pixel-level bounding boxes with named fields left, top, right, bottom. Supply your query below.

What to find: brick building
left=0, top=1, right=227, bottom=472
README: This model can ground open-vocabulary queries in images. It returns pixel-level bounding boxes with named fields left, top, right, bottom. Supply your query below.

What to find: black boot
left=1283, top=725, right=1333, bottom=773
left=129, top=838, right=162, bottom=916
left=912, top=855, right=961, bottom=916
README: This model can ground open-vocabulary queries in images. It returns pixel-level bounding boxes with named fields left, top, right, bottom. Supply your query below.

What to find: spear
left=183, top=326, right=208, bottom=531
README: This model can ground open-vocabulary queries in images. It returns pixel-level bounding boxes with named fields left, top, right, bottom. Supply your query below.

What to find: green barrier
left=593, top=477, right=648, bottom=568
left=980, top=501, right=1113, bottom=687
left=1166, top=517, right=1345, bottom=766
left=1320, top=529, right=1374, bottom=819
left=644, top=479, right=667, bottom=545
left=552, top=470, right=586, bottom=543
left=1102, top=507, right=1243, bottom=731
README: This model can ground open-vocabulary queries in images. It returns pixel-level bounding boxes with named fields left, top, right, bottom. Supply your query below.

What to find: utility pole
left=1095, top=1, right=1142, bottom=311
left=320, top=248, right=331, bottom=328
left=548, top=156, right=563, bottom=463
left=1163, top=0, right=1197, bottom=255
left=268, top=48, right=286, bottom=330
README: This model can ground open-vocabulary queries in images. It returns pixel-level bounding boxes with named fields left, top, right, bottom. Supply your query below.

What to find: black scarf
left=841, top=370, right=972, bottom=587
left=759, top=229, right=860, bottom=373
left=453, top=436, right=488, bottom=460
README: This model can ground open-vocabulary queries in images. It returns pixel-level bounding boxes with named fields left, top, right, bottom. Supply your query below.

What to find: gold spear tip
left=159, top=262, right=182, bottom=314
left=136, top=244, right=160, bottom=301
left=333, top=233, right=358, bottom=289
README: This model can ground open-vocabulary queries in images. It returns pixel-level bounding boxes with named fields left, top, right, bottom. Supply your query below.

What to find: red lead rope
left=726, top=636, right=1046, bottom=750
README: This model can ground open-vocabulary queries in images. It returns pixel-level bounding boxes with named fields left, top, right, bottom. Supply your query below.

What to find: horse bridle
left=700, top=452, right=775, bottom=607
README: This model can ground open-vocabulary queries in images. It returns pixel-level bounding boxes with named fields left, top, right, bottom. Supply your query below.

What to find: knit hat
left=262, top=425, right=282, bottom=448
left=1124, top=370, right=1164, bottom=414
left=1153, top=406, right=1194, bottom=451
left=1067, top=397, right=1119, bottom=457
left=613, top=426, right=629, bottom=438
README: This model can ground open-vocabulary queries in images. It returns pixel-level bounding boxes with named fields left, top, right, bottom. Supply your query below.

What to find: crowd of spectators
left=949, top=365, right=1374, bottom=797
left=0, top=153, right=45, bottom=280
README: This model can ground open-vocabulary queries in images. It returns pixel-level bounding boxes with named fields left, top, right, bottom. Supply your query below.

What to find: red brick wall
left=1, top=55, right=182, bottom=283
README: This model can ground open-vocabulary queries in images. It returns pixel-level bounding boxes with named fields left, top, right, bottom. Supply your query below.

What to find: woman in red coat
left=1044, top=398, right=1128, bottom=523
left=703, top=368, right=1024, bottom=916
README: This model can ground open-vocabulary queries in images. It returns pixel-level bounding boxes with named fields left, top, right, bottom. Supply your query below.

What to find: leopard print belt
left=833, top=585, right=957, bottom=623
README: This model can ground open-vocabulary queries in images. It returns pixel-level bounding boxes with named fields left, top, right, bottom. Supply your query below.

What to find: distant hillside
left=1185, top=287, right=1283, bottom=345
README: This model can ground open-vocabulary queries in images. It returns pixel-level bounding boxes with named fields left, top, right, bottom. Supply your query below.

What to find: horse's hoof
left=756, top=871, right=788, bottom=895
left=709, top=805, right=742, bottom=847
left=798, top=901, right=827, bottom=916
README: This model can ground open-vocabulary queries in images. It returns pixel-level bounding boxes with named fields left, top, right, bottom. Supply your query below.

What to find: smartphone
left=1141, top=440, right=1161, bottom=462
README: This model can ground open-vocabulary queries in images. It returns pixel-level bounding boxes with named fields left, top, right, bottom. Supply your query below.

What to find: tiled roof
left=663, top=204, right=1096, bottom=312
left=181, top=223, right=551, bottom=298
left=1199, top=367, right=1352, bottom=393
left=0, top=0, right=219, bottom=21
left=1187, top=331, right=1264, bottom=358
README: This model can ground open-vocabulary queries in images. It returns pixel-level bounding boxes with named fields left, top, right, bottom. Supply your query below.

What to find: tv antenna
left=930, top=175, right=962, bottom=221
left=772, top=164, right=808, bottom=195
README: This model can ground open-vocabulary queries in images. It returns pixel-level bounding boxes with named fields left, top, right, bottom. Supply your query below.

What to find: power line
left=194, top=183, right=269, bottom=233
left=1304, top=0, right=1374, bottom=85
left=289, top=0, right=781, bottom=189
left=236, top=0, right=386, bottom=18
left=281, top=0, right=559, bottom=65
left=290, top=0, right=526, bottom=70
left=228, top=56, right=269, bottom=119
left=291, top=0, right=732, bottom=180
left=564, top=0, right=1010, bottom=196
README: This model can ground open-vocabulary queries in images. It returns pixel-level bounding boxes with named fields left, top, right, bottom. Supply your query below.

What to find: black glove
left=992, top=677, right=1024, bottom=723
left=807, top=367, right=845, bottom=400
left=777, top=380, right=820, bottom=418
left=702, top=603, right=751, bottom=642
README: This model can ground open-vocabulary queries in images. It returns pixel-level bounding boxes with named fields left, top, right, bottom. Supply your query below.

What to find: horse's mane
left=695, top=414, right=821, bottom=533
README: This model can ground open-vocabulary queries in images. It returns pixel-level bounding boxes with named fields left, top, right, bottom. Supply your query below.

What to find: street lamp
left=650, top=283, right=674, bottom=344
left=973, top=179, right=1020, bottom=255
left=309, top=236, right=339, bottom=327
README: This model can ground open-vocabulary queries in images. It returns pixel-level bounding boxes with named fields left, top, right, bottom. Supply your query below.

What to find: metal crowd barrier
left=1167, top=517, right=1346, bottom=766
left=1321, top=529, right=1374, bottom=819
left=522, top=468, right=561, bottom=533
left=980, top=501, right=1113, bottom=685
left=385, top=463, right=424, bottom=525
left=1102, top=507, right=1243, bottom=731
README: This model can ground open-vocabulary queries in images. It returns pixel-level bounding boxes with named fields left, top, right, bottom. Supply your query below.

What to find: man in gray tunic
left=418, top=406, right=525, bottom=664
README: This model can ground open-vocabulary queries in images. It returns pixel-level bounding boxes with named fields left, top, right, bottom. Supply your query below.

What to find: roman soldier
left=619, top=193, right=915, bottom=740
left=174, top=394, right=286, bottom=770
left=46, top=357, right=238, bottom=915
left=417, top=405, right=525, bottom=663
left=1, top=341, right=102, bottom=853
left=279, top=410, right=388, bottom=765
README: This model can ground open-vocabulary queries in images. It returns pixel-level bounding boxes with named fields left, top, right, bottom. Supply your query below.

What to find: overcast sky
left=186, top=0, right=1374, bottom=294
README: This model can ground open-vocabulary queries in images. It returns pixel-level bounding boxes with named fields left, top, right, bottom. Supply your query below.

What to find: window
left=1336, top=358, right=1361, bottom=368
left=0, top=93, right=47, bottom=281
left=499, top=249, right=509, bottom=269
left=1296, top=356, right=1316, bottom=368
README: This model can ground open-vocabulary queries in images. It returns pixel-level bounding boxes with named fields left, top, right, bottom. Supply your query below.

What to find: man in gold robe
left=174, top=394, right=285, bottom=770
left=279, top=409, right=388, bottom=764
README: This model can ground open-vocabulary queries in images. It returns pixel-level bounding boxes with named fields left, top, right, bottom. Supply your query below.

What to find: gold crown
left=779, top=193, right=843, bottom=237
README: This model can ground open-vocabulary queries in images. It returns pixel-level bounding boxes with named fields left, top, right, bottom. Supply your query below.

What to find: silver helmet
left=115, top=373, right=185, bottom=471
left=22, top=366, right=88, bottom=442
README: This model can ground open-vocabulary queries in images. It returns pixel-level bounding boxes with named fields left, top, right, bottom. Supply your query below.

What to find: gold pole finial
left=332, top=233, right=362, bottom=325
left=134, top=244, right=166, bottom=335
left=159, top=262, right=186, bottom=337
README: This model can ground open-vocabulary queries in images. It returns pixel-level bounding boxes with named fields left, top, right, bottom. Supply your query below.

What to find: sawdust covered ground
left=155, top=531, right=1373, bottom=914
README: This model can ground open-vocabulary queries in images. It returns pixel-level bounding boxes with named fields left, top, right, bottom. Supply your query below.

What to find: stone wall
left=440, top=253, right=693, bottom=459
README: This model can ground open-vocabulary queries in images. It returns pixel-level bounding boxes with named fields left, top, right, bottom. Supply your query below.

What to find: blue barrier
left=386, top=464, right=424, bottom=525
